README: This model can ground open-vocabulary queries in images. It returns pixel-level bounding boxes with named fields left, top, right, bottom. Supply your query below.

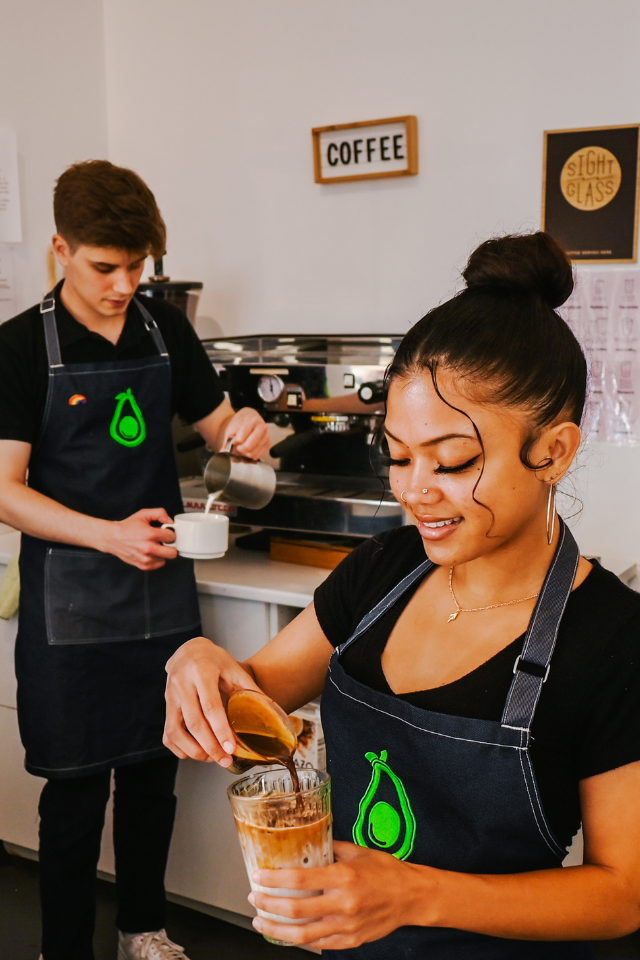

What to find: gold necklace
left=447, top=567, right=539, bottom=623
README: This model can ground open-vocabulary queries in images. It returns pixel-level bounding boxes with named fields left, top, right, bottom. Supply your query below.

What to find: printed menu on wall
left=559, top=268, right=640, bottom=443
left=543, top=125, right=640, bottom=263
left=0, top=130, right=22, bottom=244
left=0, top=245, right=16, bottom=324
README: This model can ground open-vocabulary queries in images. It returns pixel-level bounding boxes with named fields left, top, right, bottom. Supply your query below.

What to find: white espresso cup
left=162, top=512, right=229, bottom=560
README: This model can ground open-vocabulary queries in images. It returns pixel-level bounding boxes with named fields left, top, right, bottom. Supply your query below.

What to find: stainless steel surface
left=202, top=334, right=404, bottom=537
left=205, top=334, right=401, bottom=368
left=205, top=335, right=401, bottom=415
left=245, top=473, right=400, bottom=538
left=204, top=439, right=276, bottom=511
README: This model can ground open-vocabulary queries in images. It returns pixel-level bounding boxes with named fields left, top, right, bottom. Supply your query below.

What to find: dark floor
left=0, top=842, right=309, bottom=960
left=1, top=843, right=639, bottom=959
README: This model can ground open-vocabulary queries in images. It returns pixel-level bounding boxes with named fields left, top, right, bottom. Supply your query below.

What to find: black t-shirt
left=0, top=282, right=225, bottom=444
left=314, top=525, right=640, bottom=846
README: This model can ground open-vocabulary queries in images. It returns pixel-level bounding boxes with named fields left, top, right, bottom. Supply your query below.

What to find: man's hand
left=0, top=440, right=180, bottom=563
left=222, top=406, right=270, bottom=460
left=195, top=400, right=270, bottom=460
left=164, top=636, right=263, bottom=763
left=100, top=507, right=178, bottom=570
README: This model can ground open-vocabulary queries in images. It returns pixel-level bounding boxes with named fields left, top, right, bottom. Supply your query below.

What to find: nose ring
left=401, top=489, right=429, bottom=503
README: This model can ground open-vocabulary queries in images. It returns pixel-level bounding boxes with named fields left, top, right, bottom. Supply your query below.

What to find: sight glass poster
left=542, top=124, right=640, bottom=263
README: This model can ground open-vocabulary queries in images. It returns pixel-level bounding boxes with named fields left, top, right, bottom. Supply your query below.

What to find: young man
left=0, top=160, right=269, bottom=960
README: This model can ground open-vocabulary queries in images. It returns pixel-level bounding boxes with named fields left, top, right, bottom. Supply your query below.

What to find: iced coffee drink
left=228, top=769, right=332, bottom=946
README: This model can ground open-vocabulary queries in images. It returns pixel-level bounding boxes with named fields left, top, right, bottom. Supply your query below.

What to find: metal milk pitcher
left=204, top=438, right=276, bottom=510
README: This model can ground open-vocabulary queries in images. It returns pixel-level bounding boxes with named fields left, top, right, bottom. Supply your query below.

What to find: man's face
left=52, top=236, right=149, bottom=319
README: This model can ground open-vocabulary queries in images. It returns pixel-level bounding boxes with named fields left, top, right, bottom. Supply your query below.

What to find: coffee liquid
left=238, top=732, right=301, bottom=795
left=235, top=812, right=332, bottom=870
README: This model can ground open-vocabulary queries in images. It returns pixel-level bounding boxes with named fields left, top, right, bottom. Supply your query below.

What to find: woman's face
left=384, top=372, right=577, bottom=566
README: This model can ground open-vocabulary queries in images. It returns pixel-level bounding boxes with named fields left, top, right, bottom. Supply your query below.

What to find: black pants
left=38, top=754, right=179, bottom=960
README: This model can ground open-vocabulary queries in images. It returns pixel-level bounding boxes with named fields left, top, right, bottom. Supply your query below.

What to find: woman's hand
left=249, top=762, right=640, bottom=945
left=249, top=840, right=432, bottom=949
left=164, top=637, right=262, bottom=764
left=164, top=606, right=333, bottom=766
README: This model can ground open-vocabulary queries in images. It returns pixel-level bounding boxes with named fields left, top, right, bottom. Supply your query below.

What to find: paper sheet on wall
left=559, top=267, right=640, bottom=444
left=0, top=130, right=22, bottom=244
left=0, top=245, right=16, bottom=324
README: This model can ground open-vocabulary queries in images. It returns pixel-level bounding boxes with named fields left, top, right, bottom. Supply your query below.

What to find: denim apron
left=15, top=292, right=201, bottom=778
left=321, top=521, right=595, bottom=958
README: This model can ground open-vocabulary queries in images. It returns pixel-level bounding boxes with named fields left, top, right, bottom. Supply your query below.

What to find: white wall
left=0, top=0, right=108, bottom=311
left=101, top=0, right=640, bottom=559
left=103, top=0, right=640, bottom=338
left=566, top=444, right=640, bottom=562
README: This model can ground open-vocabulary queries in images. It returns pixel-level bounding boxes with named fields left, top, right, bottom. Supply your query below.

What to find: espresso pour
left=234, top=732, right=300, bottom=794
left=226, top=690, right=300, bottom=794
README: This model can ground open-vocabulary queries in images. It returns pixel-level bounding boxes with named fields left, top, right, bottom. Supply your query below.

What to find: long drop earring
left=546, top=483, right=557, bottom=546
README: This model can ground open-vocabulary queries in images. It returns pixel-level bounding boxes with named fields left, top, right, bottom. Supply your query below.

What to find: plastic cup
left=228, top=768, right=332, bottom=946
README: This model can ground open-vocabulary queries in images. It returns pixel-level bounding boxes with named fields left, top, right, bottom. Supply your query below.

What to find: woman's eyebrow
left=383, top=427, right=476, bottom=447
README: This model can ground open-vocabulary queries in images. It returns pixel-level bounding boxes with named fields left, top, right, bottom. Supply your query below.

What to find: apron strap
left=501, top=519, right=580, bottom=731
left=40, top=292, right=170, bottom=365
left=337, top=557, right=435, bottom=655
left=134, top=297, right=170, bottom=356
left=40, top=292, right=63, bottom=368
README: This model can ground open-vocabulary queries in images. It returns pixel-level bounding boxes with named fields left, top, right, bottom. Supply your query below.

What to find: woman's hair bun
left=462, top=232, right=573, bottom=309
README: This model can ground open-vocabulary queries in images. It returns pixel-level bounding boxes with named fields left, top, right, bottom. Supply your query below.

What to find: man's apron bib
left=15, top=293, right=201, bottom=778
left=321, top=521, right=595, bottom=959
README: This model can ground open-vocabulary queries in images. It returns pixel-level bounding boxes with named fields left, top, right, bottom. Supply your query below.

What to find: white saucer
left=179, top=551, right=227, bottom=560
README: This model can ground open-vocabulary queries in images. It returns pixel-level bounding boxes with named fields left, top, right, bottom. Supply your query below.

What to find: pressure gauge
left=257, top=374, right=285, bottom=403
left=358, top=381, right=385, bottom=404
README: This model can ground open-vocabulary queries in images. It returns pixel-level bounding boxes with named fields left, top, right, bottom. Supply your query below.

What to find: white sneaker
left=117, top=929, right=188, bottom=960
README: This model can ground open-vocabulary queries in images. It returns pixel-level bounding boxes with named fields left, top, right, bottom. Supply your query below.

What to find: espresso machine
left=181, top=334, right=404, bottom=540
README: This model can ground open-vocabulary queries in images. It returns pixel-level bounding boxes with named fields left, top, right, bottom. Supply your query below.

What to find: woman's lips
left=416, top=516, right=463, bottom=541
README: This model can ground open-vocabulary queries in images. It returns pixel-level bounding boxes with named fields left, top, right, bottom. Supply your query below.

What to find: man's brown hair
left=53, top=160, right=166, bottom=258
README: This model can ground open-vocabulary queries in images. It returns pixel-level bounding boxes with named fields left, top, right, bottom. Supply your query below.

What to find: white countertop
left=0, top=527, right=636, bottom=607
left=193, top=539, right=328, bottom=606
left=0, top=529, right=328, bottom=608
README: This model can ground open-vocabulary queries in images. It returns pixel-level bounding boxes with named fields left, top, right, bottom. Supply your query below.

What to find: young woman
left=163, top=233, right=640, bottom=959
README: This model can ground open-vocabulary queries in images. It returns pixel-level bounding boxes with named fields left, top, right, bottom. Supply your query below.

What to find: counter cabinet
left=0, top=531, right=326, bottom=930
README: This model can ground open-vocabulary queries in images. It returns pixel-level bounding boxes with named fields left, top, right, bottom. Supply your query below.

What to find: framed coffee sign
left=312, top=116, right=418, bottom=184
left=542, top=124, right=640, bottom=263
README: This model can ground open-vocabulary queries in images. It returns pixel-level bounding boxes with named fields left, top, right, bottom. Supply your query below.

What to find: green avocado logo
left=110, top=388, right=146, bottom=447
left=352, top=750, right=416, bottom=860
